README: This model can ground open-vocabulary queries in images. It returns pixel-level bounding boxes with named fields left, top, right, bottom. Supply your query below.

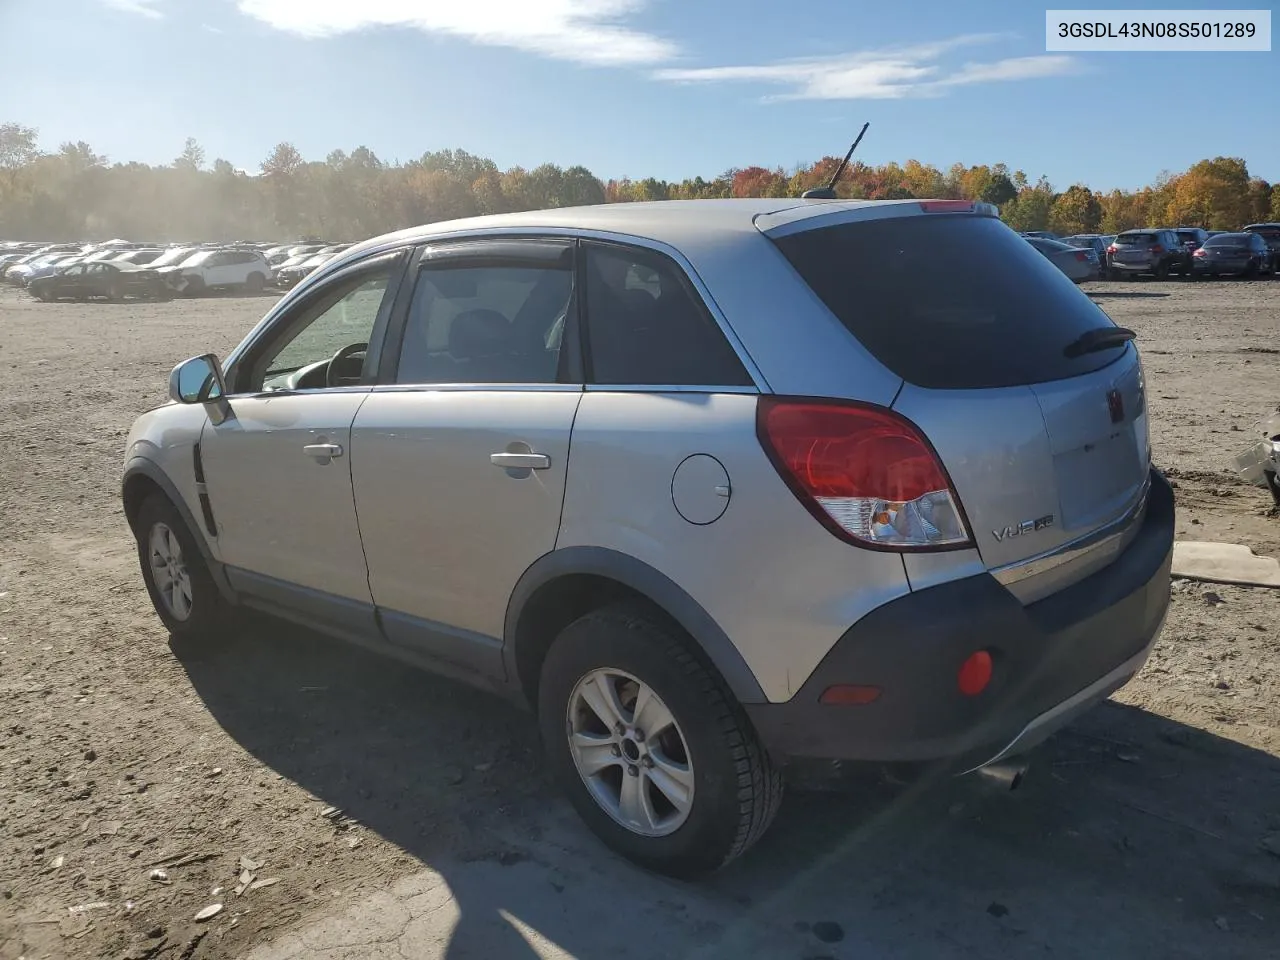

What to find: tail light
left=1107, top=245, right=1118, bottom=254
left=756, top=398, right=971, bottom=551
left=1193, top=248, right=1207, bottom=257
left=1074, top=251, right=1087, bottom=262
left=1149, top=244, right=1165, bottom=254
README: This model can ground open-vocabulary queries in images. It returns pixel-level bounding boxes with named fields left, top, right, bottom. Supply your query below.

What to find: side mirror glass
left=169, top=354, right=226, bottom=404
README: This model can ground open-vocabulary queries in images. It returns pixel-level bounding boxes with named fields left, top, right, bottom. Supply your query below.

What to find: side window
left=243, top=259, right=399, bottom=392
left=396, top=255, right=574, bottom=385
left=582, top=242, right=752, bottom=387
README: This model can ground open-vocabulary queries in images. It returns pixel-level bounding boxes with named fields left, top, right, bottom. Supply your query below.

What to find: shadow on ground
left=1088, top=291, right=1172, bottom=299
left=177, top=620, right=1280, bottom=960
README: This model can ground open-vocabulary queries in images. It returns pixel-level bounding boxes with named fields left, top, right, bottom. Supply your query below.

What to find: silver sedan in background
left=1026, top=236, right=1100, bottom=283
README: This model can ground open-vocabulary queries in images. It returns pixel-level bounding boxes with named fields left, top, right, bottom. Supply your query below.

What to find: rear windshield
left=770, top=214, right=1126, bottom=390
left=1175, top=230, right=1202, bottom=242
left=1246, top=226, right=1280, bottom=239
left=1114, top=232, right=1157, bottom=245
left=1205, top=235, right=1249, bottom=247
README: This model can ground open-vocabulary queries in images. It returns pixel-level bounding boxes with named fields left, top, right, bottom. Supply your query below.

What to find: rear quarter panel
left=557, top=391, right=912, bottom=703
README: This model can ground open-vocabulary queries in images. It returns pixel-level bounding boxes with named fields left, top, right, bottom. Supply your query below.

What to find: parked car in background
left=2, top=253, right=45, bottom=282
left=1173, top=228, right=1209, bottom=255
left=1027, top=236, right=1099, bottom=282
left=10, top=254, right=85, bottom=287
left=273, top=252, right=336, bottom=290
left=124, top=197, right=1171, bottom=877
left=1242, top=223, right=1280, bottom=272
left=1062, top=235, right=1111, bottom=276
left=112, top=249, right=166, bottom=266
left=29, top=261, right=169, bottom=302
left=273, top=246, right=351, bottom=289
left=1021, top=230, right=1061, bottom=241
left=157, top=248, right=273, bottom=296
left=1107, top=229, right=1189, bottom=279
left=1191, top=232, right=1274, bottom=278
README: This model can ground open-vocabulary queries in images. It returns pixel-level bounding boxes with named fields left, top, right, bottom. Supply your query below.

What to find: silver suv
left=123, top=199, right=1174, bottom=877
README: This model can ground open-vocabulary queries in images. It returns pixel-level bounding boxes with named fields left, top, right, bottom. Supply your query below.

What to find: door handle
left=490, top=452, right=550, bottom=470
left=303, top=442, right=343, bottom=460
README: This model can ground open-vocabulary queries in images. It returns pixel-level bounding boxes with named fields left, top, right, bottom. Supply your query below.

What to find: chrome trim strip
left=991, top=477, right=1151, bottom=587
left=369, top=382, right=584, bottom=394
left=584, top=384, right=760, bottom=395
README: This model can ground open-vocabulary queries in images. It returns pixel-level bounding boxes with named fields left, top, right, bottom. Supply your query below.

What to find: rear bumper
left=1193, top=259, right=1252, bottom=274
left=746, top=470, right=1174, bottom=769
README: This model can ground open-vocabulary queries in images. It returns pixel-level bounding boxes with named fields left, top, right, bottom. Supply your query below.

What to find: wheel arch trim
left=122, top=457, right=235, bottom=601
left=504, top=546, right=767, bottom=705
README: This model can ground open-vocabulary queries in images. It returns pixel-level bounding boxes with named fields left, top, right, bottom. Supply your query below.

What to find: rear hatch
left=1111, top=232, right=1159, bottom=264
left=767, top=208, right=1151, bottom=573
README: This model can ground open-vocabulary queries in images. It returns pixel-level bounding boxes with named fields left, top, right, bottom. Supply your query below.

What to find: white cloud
left=201, top=23, right=225, bottom=34
left=932, top=55, right=1079, bottom=87
left=102, top=0, right=165, bottom=17
left=654, top=35, right=1080, bottom=100
left=233, top=0, right=677, bottom=66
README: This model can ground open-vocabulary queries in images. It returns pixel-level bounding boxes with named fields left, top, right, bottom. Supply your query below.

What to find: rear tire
left=184, top=276, right=205, bottom=298
left=134, top=494, right=227, bottom=641
left=538, top=603, right=782, bottom=878
left=244, top=272, right=265, bottom=294
left=1154, top=261, right=1170, bottom=280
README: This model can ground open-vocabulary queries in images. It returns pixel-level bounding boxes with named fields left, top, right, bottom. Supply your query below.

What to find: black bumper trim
left=746, top=470, right=1174, bottom=765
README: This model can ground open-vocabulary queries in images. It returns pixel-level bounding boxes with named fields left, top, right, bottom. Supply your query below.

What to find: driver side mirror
left=169, top=354, right=227, bottom=404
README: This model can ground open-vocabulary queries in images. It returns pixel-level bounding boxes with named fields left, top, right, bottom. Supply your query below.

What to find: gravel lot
left=1, top=279, right=1278, bottom=960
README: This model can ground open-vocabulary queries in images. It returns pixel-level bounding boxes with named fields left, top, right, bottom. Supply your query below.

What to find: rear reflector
left=958, top=651, right=993, bottom=696
left=757, top=397, right=972, bottom=551
left=819, top=684, right=882, bottom=705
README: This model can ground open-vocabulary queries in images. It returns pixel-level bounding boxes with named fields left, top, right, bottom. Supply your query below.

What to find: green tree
left=174, top=137, right=205, bottom=171
left=979, top=173, right=1017, bottom=207
left=1002, top=177, right=1055, bottom=232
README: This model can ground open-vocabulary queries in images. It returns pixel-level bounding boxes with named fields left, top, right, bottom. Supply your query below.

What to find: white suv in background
left=159, top=248, right=272, bottom=296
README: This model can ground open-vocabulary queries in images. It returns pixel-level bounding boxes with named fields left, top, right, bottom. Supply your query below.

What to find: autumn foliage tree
left=1049, top=184, right=1103, bottom=235
left=0, top=122, right=1271, bottom=242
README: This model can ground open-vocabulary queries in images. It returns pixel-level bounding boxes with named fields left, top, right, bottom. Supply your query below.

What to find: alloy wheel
left=148, top=522, right=193, bottom=621
left=566, top=668, right=694, bottom=837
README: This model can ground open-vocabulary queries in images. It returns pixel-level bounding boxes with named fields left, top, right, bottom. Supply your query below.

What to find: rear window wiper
left=1063, top=326, right=1136, bottom=358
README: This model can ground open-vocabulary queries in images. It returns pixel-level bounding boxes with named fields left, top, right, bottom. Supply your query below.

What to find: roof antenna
left=801, top=122, right=869, bottom=200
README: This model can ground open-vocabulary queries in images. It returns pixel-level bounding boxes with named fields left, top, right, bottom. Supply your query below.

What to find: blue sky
left=1, top=0, right=1275, bottom=190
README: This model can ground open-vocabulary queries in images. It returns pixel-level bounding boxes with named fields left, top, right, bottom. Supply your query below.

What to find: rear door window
left=582, top=241, right=752, bottom=387
left=769, top=214, right=1126, bottom=390
left=396, top=243, right=575, bottom=386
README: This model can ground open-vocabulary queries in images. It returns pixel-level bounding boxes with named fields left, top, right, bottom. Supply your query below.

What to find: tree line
left=1, top=122, right=1276, bottom=243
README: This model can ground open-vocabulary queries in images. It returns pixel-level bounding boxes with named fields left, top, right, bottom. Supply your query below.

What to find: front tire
left=134, top=494, right=226, bottom=640
left=538, top=603, right=782, bottom=878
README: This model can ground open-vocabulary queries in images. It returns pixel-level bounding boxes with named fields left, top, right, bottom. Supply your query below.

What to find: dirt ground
left=1, top=278, right=1278, bottom=960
